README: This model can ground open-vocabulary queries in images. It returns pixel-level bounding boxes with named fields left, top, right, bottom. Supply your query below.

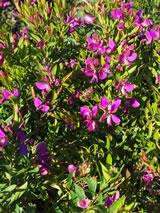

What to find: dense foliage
left=0, top=0, right=160, bottom=212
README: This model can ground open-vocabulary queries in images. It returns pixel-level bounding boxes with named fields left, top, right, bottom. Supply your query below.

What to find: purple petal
left=35, top=82, right=49, bottom=90
left=92, top=106, right=98, bottom=117
left=111, top=114, right=121, bottom=124
left=84, top=14, right=95, bottom=24
left=125, top=83, right=134, bottom=92
left=108, top=39, right=116, bottom=50
left=77, top=198, right=89, bottom=209
left=145, top=31, right=152, bottom=44
left=130, top=99, right=140, bottom=108
left=13, top=88, right=19, bottom=97
left=2, top=88, right=12, bottom=100
left=0, top=128, right=5, bottom=138
left=17, top=130, right=25, bottom=142
left=111, top=99, right=121, bottom=112
left=36, top=142, right=48, bottom=154
left=19, top=144, right=28, bottom=155
left=107, top=115, right=112, bottom=125
left=41, top=104, right=50, bottom=112
left=158, top=74, right=160, bottom=82
left=101, top=97, right=109, bottom=108
left=127, top=53, right=137, bottom=62
left=105, top=197, right=113, bottom=208
left=34, top=98, right=42, bottom=107
left=99, top=70, right=107, bottom=80
left=150, top=29, right=159, bottom=39
left=80, top=107, right=92, bottom=119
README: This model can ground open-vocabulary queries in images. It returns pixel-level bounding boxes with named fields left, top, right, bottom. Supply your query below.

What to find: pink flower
left=116, top=79, right=135, bottom=96
left=0, top=53, right=4, bottom=66
left=99, top=97, right=121, bottom=125
left=84, top=14, right=95, bottom=24
left=68, top=164, right=77, bottom=177
left=34, top=97, right=50, bottom=112
left=106, top=191, right=120, bottom=208
left=111, top=9, right=123, bottom=21
left=77, top=198, right=89, bottom=209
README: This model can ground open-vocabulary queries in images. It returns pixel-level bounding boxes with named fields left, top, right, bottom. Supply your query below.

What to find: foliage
left=0, top=0, right=160, bottom=212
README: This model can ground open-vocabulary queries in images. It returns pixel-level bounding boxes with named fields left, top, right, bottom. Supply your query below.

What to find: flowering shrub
left=0, top=0, right=160, bottom=212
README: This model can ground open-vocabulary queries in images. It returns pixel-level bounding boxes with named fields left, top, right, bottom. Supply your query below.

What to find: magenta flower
left=68, top=164, right=77, bottom=177
left=115, top=79, right=134, bottom=96
left=84, top=14, right=95, bottom=24
left=0, top=0, right=10, bottom=8
left=36, top=40, right=44, bottom=49
left=81, top=57, right=99, bottom=84
left=119, top=49, right=137, bottom=66
left=111, top=9, right=123, bottom=21
left=145, top=29, right=159, bottom=45
left=123, top=97, right=140, bottom=114
left=143, top=174, right=154, bottom=186
left=85, top=33, right=106, bottom=55
left=106, top=191, right=120, bottom=208
left=0, top=88, right=19, bottom=104
left=77, top=198, right=89, bottom=209
left=99, top=64, right=112, bottom=80
left=158, top=74, right=160, bottom=83
left=99, top=97, right=121, bottom=125
left=34, top=97, right=50, bottom=112
left=106, top=39, right=117, bottom=54
left=0, top=53, right=4, bottom=66
left=80, top=106, right=98, bottom=132
left=0, top=127, right=8, bottom=150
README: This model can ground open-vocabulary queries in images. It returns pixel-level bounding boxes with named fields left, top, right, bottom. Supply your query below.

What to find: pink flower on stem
left=0, top=88, right=19, bottom=104
left=123, top=97, right=140, bottom=114
left=81, top=58, right=99, bottom=84
left=68, top=164, right=77, bottom=177
left=106, top=191, right=120, bottom=208
left=111, top=9, right=123, bottom=21
left=0, top=127, right=8, bottom=150
left=145, top=29, right=159, bottom=45
left=84, top=14, right=95, bottom=24
left=34, top=97, right=50, bottom=112
left=85, top=33, right=106, bottom=55
left=99, top=97, right=121, bottom=125
left=0, top=53, right=4, bottom=66
left=119, top=49, right=137, bottom=66
left=115, top=79, right=134, bottom=96
left=106, top=39, right=117, bottom=54
left=80, top=106, right=98, bottom=132
left=99, top=64, right=112, bottom=80
left=77, top=198, right=89, bottom=209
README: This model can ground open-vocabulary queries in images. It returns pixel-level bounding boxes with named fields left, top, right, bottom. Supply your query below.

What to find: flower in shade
left=68, top=164, right=77, bottom=177
left=77, top=198, right=89, bottom=209
left=36, top=142, right=52, bottom=175
left=0, top=53, right=4, bottom=66
left=84, top=14, right=95, bottom=24
left=0, top=126, right=8, bottom=150
left=17, top=130, right=33, bottom=155
left=80, top=106, right=98, bottom=132
left=123, top=97, right=140, bottom=114
left=106, top=191, right=120, bottom=208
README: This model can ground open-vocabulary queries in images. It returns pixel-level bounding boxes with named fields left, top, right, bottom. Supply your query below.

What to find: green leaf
left=75, top=184, right=86, bottom=200
left=9, top=182, right=28, bottom=205
left=106, top=153, right=112, bottom=166
left=86, top=177, right=97, bottom=197
left=128, top=26, right=139, bottom=36
left=100, top=162, right=111, bottom=182
left=2, top=185, right=16, bottom=193
left=67, top=170, right=74, bottom=190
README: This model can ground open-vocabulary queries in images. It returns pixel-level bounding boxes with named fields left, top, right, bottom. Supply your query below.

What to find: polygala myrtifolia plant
left=0, top=0, right=160, bottom=212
